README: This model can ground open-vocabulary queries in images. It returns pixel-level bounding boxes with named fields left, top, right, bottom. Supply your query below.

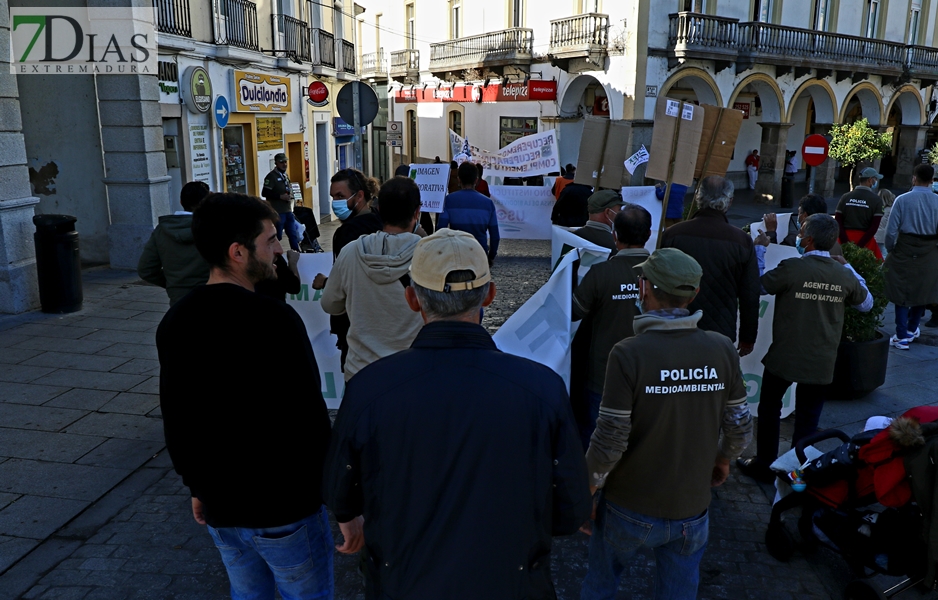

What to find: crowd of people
left=139, top=155, right=938, bottom=600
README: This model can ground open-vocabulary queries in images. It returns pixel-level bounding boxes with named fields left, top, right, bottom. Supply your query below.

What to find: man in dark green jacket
left=138, top=181, right=211, bottom=305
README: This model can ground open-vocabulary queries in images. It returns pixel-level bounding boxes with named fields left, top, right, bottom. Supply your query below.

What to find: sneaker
left=890, top=335, right=910, bottom=350
left=911, top=328, right=921, bottom=339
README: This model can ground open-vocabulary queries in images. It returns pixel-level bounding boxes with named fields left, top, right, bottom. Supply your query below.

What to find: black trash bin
left=33, top=214, right=83, bottom=313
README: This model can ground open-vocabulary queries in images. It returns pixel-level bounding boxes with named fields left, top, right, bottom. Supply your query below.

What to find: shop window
left=499, top=117, right=537, bottom=148
left=224, top=126, right=247, bottom=194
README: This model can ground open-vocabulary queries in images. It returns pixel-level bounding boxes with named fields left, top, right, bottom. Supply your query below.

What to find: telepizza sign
left=395, top=81, right=557, bottom=103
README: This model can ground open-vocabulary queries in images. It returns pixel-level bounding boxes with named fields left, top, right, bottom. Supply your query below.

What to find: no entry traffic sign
left=801, top=134, right=829, bottom=167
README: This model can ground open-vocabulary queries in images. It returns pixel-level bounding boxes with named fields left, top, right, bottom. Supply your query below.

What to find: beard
left=247, top=251, right=277, bottom=284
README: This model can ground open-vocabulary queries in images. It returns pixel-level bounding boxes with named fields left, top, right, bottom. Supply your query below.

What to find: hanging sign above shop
left=233, top=70, right=292, bottom=113
left=394, top=80, right=557, bottom=103
left=307, top=81, right=329, bottom=107
left=180, top=66, right=212, bottom=114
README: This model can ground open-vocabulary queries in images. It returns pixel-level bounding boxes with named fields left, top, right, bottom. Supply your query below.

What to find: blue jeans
left=207, top=506, right=334, bottom=600
left=895, top=305, right=926, bottom=339
left=580, top=390, right=603, bottom=450
left=581, top=498, right=709, bottom=600
left=277, top=212, right=301, bottom=251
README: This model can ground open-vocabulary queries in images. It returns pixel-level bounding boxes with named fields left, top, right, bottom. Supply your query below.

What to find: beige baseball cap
left=410, top=229, right=491, bottom=292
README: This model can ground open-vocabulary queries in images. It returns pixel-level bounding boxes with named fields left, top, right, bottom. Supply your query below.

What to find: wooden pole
left=686, top=107, right=726, bottom=221
left=594, top=120, right=612, bottom=189
left=656, top=102, right=685, bottom=249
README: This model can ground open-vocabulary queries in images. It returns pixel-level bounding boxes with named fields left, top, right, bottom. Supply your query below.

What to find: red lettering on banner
left=394, top=81, right=557, bottom=103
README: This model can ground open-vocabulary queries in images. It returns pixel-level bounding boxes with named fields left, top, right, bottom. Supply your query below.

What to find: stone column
left=0, top=0, right=40, bottom=313
left=894, top=125, right=929, bottom=184
left=754, top=122, right=794, bottom=205
left=811, top=123, right=836, bottom=199
left=97, top=75, right=170, bottom=269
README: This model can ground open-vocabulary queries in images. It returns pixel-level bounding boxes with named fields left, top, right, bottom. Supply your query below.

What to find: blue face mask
left=795, top=235, right=805, bottom=255
left=332, top=199, right=353, bottom=221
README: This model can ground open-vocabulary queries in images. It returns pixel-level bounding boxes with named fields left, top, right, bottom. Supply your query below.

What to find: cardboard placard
left=695, top=105, right=745, bottom=179
left=573, top=117, right=632, bottom=189
left=645, top=97, right=705, bottom=187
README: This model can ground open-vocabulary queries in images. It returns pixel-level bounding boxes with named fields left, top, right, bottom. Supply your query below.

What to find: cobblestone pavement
left=1, top=238, right=937, bottom=599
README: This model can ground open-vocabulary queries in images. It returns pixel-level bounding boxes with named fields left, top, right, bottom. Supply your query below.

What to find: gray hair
left=694, top=176, right=734, bottom=212
left=803, top=213, right=838, bottom=251
left=412, top=270, right=490, bottom=321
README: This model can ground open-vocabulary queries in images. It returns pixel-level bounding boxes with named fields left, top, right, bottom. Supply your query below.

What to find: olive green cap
left=587, top=189, right=625, bottom=214
left=634, top=248, right=702, bottom=297
left=274, top=153, right=288, bottom=162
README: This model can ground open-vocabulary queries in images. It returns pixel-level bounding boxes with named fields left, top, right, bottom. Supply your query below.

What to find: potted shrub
left=824, top=242, right=890, bottom=399
left=828, top=119, right=892, bottom=190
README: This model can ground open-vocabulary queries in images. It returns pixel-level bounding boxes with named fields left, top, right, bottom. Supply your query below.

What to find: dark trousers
left=755, top=369, right=826, bottom=466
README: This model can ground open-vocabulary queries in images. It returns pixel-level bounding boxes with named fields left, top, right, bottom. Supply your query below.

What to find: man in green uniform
left=262, top=153, right=300, bottom=251
left=737, top=214, right=873, bottom=483
left=581, top=248, right=753, bottom=600
left=571, top=205, right=651, bottom=449
left=573, top=190, right=627, bottom=253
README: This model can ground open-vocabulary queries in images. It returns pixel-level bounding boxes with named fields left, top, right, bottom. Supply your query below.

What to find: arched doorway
left=885, top=87, right=927, bottom=185
left=727, top=75, right=786, bottom=203
left=787, top=80, right=838, bottom=198
left=557, top=74, right=614, bottom=169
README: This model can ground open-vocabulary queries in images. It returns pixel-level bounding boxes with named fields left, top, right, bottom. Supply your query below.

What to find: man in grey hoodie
left=321, top=177, right=424, bottom=381
left=138, top=182, right=212, bottom=305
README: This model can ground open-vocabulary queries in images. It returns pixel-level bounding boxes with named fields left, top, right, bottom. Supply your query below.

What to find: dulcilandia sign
left=233, top=70, right=292, bottom=113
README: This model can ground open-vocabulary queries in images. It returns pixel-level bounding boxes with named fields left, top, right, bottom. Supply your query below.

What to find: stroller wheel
left=843, top=580, right=886, bottom=600
left=765, top=521, right=795, bottom=562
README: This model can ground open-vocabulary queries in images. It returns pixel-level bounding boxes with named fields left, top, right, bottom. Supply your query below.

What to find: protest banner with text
left=449, top=129, right=559, bottom=177
left=490, top=186, right=554, bottom=240
left=409, top=164, right=449, bottom=213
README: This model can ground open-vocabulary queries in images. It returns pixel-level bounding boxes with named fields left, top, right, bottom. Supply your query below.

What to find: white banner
left=550, top=226, right=613, bottom=277
left=449, top=129, right=559, bottom=177
left=620, top=186, right=663, bottom=250
left=492, top=251, right=580, bottom=390
left=286, top=253, right=345, bottom=408
left=490, top=186, right=554, bottom=240
left=409, top=164, right=449, bottom=213
left=742, top=215, right=799, bottom=418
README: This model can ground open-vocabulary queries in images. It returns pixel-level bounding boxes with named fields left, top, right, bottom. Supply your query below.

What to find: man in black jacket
left=325, top=229, right=591, bottom=600
left=157, top=193, right=358, bottom=599
left=661, top=176, right=760, bottom=356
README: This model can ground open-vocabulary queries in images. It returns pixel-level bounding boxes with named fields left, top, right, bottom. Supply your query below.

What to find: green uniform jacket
left=137, top=214, right=210, bottom=305
left=262, top=167, right=293, bottom=214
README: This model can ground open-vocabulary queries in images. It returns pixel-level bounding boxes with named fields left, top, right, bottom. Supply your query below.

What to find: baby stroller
left=293, top=206, right=324, bottom=253
left=763, top=406, right=938, bottom=600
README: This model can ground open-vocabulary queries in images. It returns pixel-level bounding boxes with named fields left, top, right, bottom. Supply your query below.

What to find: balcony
left=663, top=13, right=936, bottom=86
left=154, top=0, right=191, bottom=38
left=737, top=22, right=907, bottom=79
left=338, top=39, right=357, bottom=79
left=548, top=13, right=609, bottom=73
left=429, top=28, right=533, bottom=79
left=667, top=12, right=739, bottom=71
left=361, top=51, right=388, bottom=80
left=213, top=0, right=259, bottom=52
left=272, top=13, right=311, bottom=66
left=311, top=28, right=336, bottom=74
left=390, top=49, right=420, bottom=83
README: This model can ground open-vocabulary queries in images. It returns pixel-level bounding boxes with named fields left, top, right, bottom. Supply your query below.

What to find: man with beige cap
left=325, top=229, right=590, bottom=600
left=581, top=248, right=752, bottom=600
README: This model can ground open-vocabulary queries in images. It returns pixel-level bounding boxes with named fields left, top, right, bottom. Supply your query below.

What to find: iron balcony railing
left=668, top=12, right=738, bottom=56
left=154, top=0, right=191, bottom=37
left=341, top=39, right=356, bottom=74
left=737, top=22, right=907, bottom=71
left=549, top=13, right=609, bottom=51
left=390, top=49, right=420, bottom=77
left=361, top=51, right=387, bottom=78
left=666, top=12, right=936, bottom=77
left=312, top=28, right=336, bottom=69
left=273, top=13, right=311, bottom=62
left=429, top=28, right=533, bottom=71
left=214, top=0, right=259, bottom=51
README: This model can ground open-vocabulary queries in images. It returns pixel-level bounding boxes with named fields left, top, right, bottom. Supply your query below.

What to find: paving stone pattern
left=1, top=245, right=937, bottom=599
